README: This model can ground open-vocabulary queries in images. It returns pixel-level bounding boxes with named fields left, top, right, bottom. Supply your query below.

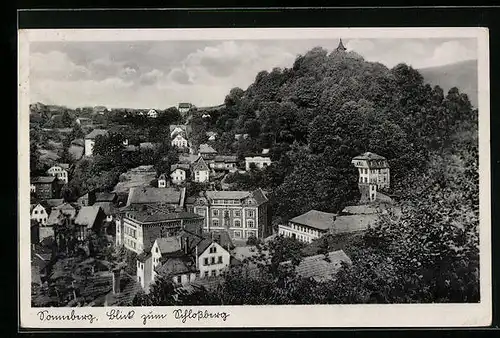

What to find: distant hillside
left=418, top=59, right=478, bottom=108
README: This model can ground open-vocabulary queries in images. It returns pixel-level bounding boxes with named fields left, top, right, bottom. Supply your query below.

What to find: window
left=248, top=231, right=256, bottom=238
left=211, top=270, right=216, bottom=277
left=234, top=210, right=241, bottom=217
left=234, top=231, right=241, bottom=238
left=204, top=258, right=209, bottom=266
left=247, top=220, right=255, bottom=228
left=234, top=219, right=241, bottom=227
left=196, top=208, right=206, bottom=216
left=212, top=219, right=219, bottom=227
left=176, top=275, right=182, bottom=284
left=224, top=211, right=230, bottom=218
left=34, top=210, right=38, bottom=214
left=211, top=257, right=215, bottom=264
left=210, top=246, right=217, bottom=254
left=213, top=209, right=219, bottom=217
left=156, top=247, right=159, bottom=253
left=247, top=210, right=255, bottom=218
left=218, top=256, right=223, bottom=264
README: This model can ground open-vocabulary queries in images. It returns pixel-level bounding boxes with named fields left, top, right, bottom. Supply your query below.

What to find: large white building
left=351, top=152, right=390, bottom=203
left=278, top=210, right=337, bottom=243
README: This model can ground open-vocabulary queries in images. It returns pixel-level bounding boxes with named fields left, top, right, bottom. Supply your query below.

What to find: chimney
left=112, top=269, right=121, bottom=295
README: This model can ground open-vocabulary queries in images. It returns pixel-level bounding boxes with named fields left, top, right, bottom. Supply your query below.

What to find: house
left=235, top=133, right=249, bottom=140
left=46, top=164, right=69, bottom=184
left=210, top=155, right=238, bottom=172
left=76, top=117, right=93, bottom=127
left=147, top=109, right=158, bottom=118
left=116, top=206, right=204, bottom=254
left=126, top=186, right=186, bottom=210
left=278, top=210, right=338, bottom=243
left=157, top=174, right=167, bottom=188
left=137, top=230, right=232, bottom=293
left=93, top=201, right=118, bottom=223
left=191, top=156, right=210, bottom=183
left=245, top=156, right=271, bottom=171
left=84, top=129, right=108, bottom=156
left=77, top=191, right=97, bottom=207
left=282, top=250, right=352, bottom=283
left=171, top=134, right=189, bottom=149
left=169, top=124, right=191, bottom=139
left=74, top=205, right=107, bottom=240
left=170, top=164, right=190, bottom=184
left=30, top=203, right=48, bottom=225
left=262, top=148, right=270, bottom=155
left=47, top=202, right=78, bottom=226
left=188, top=189, right=271, bottom=241
left=206, top=131, right=218, bottom=141
left=178, top=103, right=193, bottom=114
left=93, top=106, right=109, bottom=115
left=352, top=152, right=390, bottom=203
left=31, top=176, right=60, bottom=200
left=198, top=144, right=218, bottom=160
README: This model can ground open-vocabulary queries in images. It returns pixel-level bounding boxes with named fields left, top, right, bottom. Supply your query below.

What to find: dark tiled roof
left=156, top=257, right=196, bottom=276
left=331, top=214, right=379, bottom=234
left=250, top=188, right=269, bottom=205
left=198, top=144, right=217, bottom=154
left=44, top=199, right=64, bottom=208
left=155, top=237, right=182, bottom=254
left=205, top=191, right=250, bottom=200
left=127, top=187, right=182, bottom=206
left=125, top=208, right=203, bottom=224
left=95, top=192, right=116, bottom=202
left=93, top=202, right=117, bottom=216
left=74, top=206, right=102, bottom=228
left=352, top=152, right=386, bottom=161
left=289, top=210, right=337, bottom=231
left=85, top=129, right=108, bottom=139
left=32, top=176, right=56, bottom=184
left=203, top=231, right=234, bottom=250
left=214, top=155, right=238, bottom=163
left=284, top=250, right=352, bottom=283
left=170, top=163, right=190, bottom=172
left=341, top=205, right=379, bottom=215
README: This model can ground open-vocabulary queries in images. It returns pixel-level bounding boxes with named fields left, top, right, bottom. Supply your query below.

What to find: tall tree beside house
left=62, top=110, right=74, bottom=128
left=132, top=275, right=177, bottom=306
left=70, top=122, right=85, bottom=140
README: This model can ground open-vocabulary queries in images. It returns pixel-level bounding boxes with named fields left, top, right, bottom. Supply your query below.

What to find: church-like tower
left=336, top=38, right=347, bottom=52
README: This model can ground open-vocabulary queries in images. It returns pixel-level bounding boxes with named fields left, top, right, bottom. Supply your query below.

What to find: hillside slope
left=418, top=59, right=478, bottom=107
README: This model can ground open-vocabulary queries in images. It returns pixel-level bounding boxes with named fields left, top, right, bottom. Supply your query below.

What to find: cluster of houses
left=277, top=152, right=399, bottom=243
left=31, top=98, right=402, bottom=302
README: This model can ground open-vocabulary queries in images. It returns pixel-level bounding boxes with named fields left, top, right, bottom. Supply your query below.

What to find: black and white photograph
left=19, top=27, right=491, bottom=328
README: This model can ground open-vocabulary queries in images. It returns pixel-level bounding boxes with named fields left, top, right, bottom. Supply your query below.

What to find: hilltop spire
left=336, top=38, right=347, bottom=52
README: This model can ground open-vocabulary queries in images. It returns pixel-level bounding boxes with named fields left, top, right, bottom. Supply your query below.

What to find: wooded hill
left=189, top=46, right=477, bottom=222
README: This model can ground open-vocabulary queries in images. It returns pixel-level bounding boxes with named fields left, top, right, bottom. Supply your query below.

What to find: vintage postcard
left=18, top=27, right=491, bottom=329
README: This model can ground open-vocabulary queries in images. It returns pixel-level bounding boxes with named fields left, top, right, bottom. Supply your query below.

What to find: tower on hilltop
left=351, top=152, right=390, bottom=203
left=336, top=38, right=347, bottom=52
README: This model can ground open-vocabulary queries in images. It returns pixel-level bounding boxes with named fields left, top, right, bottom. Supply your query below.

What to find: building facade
left=278, top=210, right=337, bottom=243
left=245, top=156, right=272, bottom=171
left=46, top=165, right=69, bottom=184
left=171, top=134, right=188, bottom=148
left=191, top=156, right=210, bottom=183
left=116, top=207, right=204, bottom=254
left=31, top=176, right=60, bottom=200
left=30, top=204, right=48, bottom=225
left=189, top=189, right=271, bottom=241
left=352, top=152, right=390, bottom=203
left=210, top=155, right=238, bottom=172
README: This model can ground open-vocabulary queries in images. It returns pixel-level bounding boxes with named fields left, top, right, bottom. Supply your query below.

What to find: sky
left=29, top=38, right=478, bottom=109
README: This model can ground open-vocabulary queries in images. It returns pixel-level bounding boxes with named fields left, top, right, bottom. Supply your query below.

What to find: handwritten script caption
left=37, top=308, right=230, bottom=326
